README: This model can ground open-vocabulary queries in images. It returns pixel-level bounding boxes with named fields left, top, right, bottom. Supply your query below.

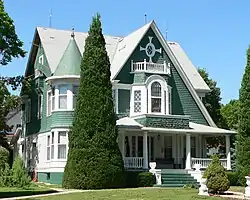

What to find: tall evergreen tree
left=62, top=14, right=124, bottom=189
left=236, top=46, right=250, bottom=185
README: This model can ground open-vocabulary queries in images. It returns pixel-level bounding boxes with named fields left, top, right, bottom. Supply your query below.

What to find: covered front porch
left=117, top=118, right=235, bottom=171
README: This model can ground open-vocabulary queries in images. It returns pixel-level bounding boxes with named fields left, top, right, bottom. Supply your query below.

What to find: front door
left=164, top=136, right=172, bottom=160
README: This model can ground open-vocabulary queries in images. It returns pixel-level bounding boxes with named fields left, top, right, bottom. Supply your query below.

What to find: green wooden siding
left=38, top=172, right=63, bottom=185
left=118, top=89, right=130, bottom=115
left=115, top=27, right=209, bottom=125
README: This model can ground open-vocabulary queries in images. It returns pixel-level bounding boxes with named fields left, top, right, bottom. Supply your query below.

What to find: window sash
left=59, top=95, right=67, bottom=109
left=58, top=144, right=66, bottom=159
left=151, top=98, right=161, bottom=113
left=47, top=92, right=52, bottom=116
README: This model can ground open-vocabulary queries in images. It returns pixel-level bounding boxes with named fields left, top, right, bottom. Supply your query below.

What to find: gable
left=115, top=24, right=213, bottom=126
left=34, top=45, right=51, bottom=77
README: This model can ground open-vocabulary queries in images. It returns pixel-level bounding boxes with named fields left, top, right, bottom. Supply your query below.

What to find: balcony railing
left=191, top=158, right=227, bottom=169
left=131, top=59, right=170, bottom=74
left=124, top=157, right=144, bottom=169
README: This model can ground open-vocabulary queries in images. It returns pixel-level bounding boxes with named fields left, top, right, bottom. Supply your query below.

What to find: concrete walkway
left=1, top=188, right=82, bottom=200
left=219, top=191, right=250, bottom=199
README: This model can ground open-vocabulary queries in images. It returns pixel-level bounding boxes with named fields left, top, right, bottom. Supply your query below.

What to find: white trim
left=46, top=75, right=80, bottom=82
left=146, top=75, right=168, bottom=115
left=150, top=22, right=216, bottom=127
left=115, top=88, right=119, bottom=114
left=116, top=83, right=131, bottom=90
left=47, top=90, right=52, bottom=116
left=38, top=54, right=44, bottom=65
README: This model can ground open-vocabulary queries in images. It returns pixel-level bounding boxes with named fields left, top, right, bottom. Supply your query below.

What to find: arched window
left=151, top=81, right=161, bottom=112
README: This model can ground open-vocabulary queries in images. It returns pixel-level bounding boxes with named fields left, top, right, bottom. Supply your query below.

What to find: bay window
left=47, top=91, right=52, bottom=116
left=59, top=85, right=67, bottom=109
left=58, top=131, right=67, bottom=159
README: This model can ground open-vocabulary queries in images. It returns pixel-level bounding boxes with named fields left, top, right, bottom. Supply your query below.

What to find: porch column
left=226, top=135, right=231, bottom=170
left=185, top=133, right=191, bottom=170
left=143, top=131, right=148, bottom=169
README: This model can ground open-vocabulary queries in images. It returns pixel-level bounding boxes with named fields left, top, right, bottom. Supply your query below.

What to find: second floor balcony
left=131, top=59, right=171, bottom=75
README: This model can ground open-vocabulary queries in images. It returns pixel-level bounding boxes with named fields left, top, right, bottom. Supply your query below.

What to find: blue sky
left=2, top=0, right=250, bottom=104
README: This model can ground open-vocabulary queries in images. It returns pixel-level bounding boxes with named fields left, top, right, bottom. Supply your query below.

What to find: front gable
left=115, top=24, right=211, bottom=126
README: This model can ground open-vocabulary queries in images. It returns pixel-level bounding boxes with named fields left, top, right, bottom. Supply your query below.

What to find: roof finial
left=49, top=8, right=52, bottom=28
left=144, top=14, right=147, bottom=24
left=71, top=27, right=75, bottom=38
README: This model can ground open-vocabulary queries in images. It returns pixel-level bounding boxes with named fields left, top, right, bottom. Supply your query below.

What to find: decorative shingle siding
left=115, top=27, right=209, bottom=125
left=135, top=115, right=190, bottom=129
left=118, top=89, right=130, bottom=115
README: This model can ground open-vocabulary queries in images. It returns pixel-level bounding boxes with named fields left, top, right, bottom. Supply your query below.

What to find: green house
left=17, top=21, right=235, bottom=185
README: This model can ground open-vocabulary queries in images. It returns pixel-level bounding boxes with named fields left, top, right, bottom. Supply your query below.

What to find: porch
left=118, top=128, right=232, bottom=171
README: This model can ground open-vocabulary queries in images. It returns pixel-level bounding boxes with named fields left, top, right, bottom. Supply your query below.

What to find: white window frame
left=38, top=55, right=44, bottom=65
left=58, top=85, right=68, bottom=110
left=47, top=135, right=50, bottom=160
left=51, top=132, right=54, bottom=159
left=47, top=91, right=52, bottom=116
left=37, top=94, right=43, bottom=119
left=134, top=90, right=141, bottom=113
left=150, top=81, right=162, bottom=113
left=146, top=75, right=168, bottom=115
left=58, top=131, right=67, bottom=159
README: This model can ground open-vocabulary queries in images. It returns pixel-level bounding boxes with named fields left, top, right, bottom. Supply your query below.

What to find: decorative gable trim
left=150, top=22, right=216, bottom=127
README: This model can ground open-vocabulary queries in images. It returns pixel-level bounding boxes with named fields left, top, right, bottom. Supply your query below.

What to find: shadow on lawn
left=0, top=189, right=58, bottom=198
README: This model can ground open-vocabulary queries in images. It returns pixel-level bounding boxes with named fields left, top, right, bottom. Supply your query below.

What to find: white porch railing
left=124, top=157, right=144, bottom=169
left=191, top=158, right=227, bottom=169
left=131, top=59, right=170, bottom=74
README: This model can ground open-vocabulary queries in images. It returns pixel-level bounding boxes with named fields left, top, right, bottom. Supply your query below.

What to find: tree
left=62, top=14, right=125, bottom=189
left=236, top=46, right=250, bottom=185
left=221, top=100, right=240, bottom=131
left=198, top=68, right=225, bottom=128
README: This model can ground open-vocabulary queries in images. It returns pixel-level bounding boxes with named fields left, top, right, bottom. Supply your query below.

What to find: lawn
left=27, top=188, right=223, bottom=200
left=0, top=185, right=57, bottom=198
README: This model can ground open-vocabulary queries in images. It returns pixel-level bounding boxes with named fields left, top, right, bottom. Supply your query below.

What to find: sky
left=2, top=0, right=250, bottom=104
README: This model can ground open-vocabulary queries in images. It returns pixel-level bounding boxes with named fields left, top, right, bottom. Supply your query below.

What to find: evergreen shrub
left=204, top=155, right=230, bottom=194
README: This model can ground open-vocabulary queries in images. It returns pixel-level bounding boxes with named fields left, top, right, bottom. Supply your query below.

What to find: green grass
left=27, top=188, right=223, bottom=200
left=0, top=185, right=57, bottom=198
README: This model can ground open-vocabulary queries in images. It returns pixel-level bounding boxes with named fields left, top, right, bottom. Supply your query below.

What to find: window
left=47, top=135, right=50, bottom=160
left=151, top=82, right=161, bottom=113
left=112, top=89, right=116, bottom=112
left=73, top=85, right=79, bottom=109
left=37, top=94, right=43, bottom=119
left=168, top=90, right=172, bottom=114
left=38, top=55, right=44, bottom=65
left=59, top=85, right=67, bottom=109
left=26, top=99, right=31, bottom=123
left=58, top=131, right=67, bottom=159
left=51, top=132, right=54, bottom=159
left=47, top=92, right=52, bottom=116
left=134, top=90, right=141, bottom=113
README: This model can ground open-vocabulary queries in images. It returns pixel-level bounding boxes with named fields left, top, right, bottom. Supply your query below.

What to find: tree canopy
left=236, top=46, right=250, bottom=184
left=198, top=68, right=225, bottom=128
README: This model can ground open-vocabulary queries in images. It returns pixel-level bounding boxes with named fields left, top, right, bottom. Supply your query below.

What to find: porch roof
left=141, top=122, right=236, bottom=135
left=117, top=117, right=236, bottom=135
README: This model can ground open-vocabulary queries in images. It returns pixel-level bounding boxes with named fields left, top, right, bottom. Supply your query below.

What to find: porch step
left=160, top=171, right=198, bottom=188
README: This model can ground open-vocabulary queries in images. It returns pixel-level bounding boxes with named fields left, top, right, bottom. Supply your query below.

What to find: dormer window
left=151, top=81, right=161, bottom=113
left=39, top=55, right=44, bottom=65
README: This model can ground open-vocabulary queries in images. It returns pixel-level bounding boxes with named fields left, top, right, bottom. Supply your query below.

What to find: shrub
left=0, top=163, right=12, bottom=187
left=226, top=171, right=239, bottom=186
left=11, top=156, right=31, bottom=188
left=137, top=172, right=155, bottom=187
left=125, top=171, right=155, bottom=188
left=204, top=155, right=230, bottom=194
left=0, top=147, right=9, bottom=171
